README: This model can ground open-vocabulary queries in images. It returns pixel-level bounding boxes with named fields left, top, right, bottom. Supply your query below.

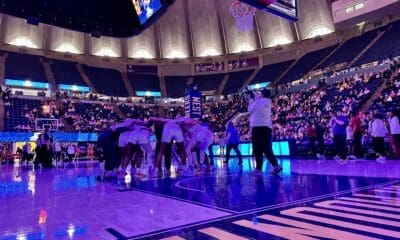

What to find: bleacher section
left=193, top=74, right=225, bottom=92
left=118, top=103, right=158, bottom=118
left=4, top=98, right=61, bottom=131
left=251, top=60, right=294, bottom=84
left=321, top=74, right=385, bottom=113
left=63, top=101, right=120, bottom=132
left=128, top=73, right=160, bottom=92
left=222, top=70, right=254, bottom=95
left=370, top=71, right=400, bottom=112
left=5, top=52, right=47, bottom=82
left=354, top=20, right=400, bottom=66
left=50, top=59, right=86, bottom=86
left=82, top=65, right=128, bottom=97
left=278, top=45, right=338, bottom=85
left=316, top=29, right=379, bottom=70
left=165, top=76, right=188, bottom=98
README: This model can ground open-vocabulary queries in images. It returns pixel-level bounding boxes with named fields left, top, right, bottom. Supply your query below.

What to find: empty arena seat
left=165, top=76, right=189, bottom=98
left=223, top=70, right=254, bottom=95
left=81, top=65, right=128, bottom=97
left=50, top=59, right=86, bottom=86
left=251, top=60, right=295, bottom=85
left=128, top=73, right=160, bottom=92
left=316, top=29, right=379, bottom=69
left=5, top=51, right=48, bottom=82
left=193, top=74, right=225, bottom=92
left=354, top=20, right=400, bottom=66
left=278, top=45, right=338, bottom=85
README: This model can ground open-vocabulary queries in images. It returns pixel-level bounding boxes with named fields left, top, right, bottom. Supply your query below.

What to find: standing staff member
left=247, top=88, right=282, bottom=175
left=330, top=108, right=349, bottom=161
left=224, top=122, right=243, bottom=165
left=35, top=125, right=51, bottom=169
left=389, top=110, right=400, bottom=157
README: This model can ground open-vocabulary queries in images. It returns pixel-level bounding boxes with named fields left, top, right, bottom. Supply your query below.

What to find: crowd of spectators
left=233, top=68, right=394, bottom=146
left=5, top=98, right=64, bottom=131
left=63, top=100, right=120, bottom=132
left=203, top=95, right=247, bottom=132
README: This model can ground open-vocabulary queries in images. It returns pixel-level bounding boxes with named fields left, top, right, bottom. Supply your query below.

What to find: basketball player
left=184, top=123, right=214, bottom=173
left=150, top=117, right=192, bottom=176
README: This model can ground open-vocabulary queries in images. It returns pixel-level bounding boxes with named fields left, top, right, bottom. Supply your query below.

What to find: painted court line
left=98, top=178, right=238, bottom=214
left=128, top=180, right=400, bottom=240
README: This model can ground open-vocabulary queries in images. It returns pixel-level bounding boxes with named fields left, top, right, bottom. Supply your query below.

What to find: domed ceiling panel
left=296, top=0, right=335, bottom=40
left=4, top=15, right=44, bottom=49
left=158, top=0, right=190, bottom=58
left=127, top=25, right=157, bottom=59
left=50, top=26, right=85, bottom=54
left=219, top=0, right=258, bottom=54
left=91, top=36, right=122, bottom=57
left=256, top=12, right=296, bottom=48
left=188, top=0, right=223, bottom=57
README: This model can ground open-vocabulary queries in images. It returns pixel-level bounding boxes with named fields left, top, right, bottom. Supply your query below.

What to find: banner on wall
left=184, top=90, right=203, bottom=120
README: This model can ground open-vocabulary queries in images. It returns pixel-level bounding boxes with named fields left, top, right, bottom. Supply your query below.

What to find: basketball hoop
left=229, top=1, right=257, bottom=32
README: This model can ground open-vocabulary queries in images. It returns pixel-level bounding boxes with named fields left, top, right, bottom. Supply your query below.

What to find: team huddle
left=101, top=116, right=214, bottom=178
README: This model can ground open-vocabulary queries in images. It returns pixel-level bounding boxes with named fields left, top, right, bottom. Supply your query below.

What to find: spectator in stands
left=2, top=87, right=11, bottom=105
left=224, top=122, right=242, bottom=165
left=370, top=113, right=388, bottom=162
left=388, top=110, right=400, bottom=157
left=330, top=108, right=349, bottom=161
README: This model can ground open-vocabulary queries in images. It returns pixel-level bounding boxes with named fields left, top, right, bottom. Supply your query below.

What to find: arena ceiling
left=0, top=0, right=335, bottom=59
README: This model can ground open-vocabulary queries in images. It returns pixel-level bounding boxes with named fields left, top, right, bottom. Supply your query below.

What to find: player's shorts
left=118, top=131, right=131, bottom=148
left=162, top=122, right=184, bottom=143
left=129, top=129, right=150, bottom=145
left=194, top=126, right=214, bottom=150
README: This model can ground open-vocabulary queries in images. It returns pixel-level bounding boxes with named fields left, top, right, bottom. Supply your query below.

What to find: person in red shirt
left=305, top=120, right=317, bottom=158
left=350, top=111, right=363, bottom=158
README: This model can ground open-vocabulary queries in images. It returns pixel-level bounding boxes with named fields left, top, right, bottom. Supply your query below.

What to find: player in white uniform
left=117, top=118, right=144, bottom=178
left=150, top=117, right=192, bottom=176
left=183, top=122, right=214, bottom=173
left=127, top=124, right=153, bottom=178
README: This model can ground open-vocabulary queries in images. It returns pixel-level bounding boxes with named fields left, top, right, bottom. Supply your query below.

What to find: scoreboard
left=240, top=0, right=298, bottom=21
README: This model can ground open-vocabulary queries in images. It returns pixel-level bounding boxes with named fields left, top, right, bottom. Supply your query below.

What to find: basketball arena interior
left=0, top=0, right=400, bottom=239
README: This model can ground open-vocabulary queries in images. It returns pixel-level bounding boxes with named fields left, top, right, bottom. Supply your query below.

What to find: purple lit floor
left=1, top=158, right=400, bottom=240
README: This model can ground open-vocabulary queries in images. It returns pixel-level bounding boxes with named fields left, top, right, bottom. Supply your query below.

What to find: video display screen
left=132, top=0, right=162, bottom=25
left=268, top=0, right=297, bottom=19
left=240, top=0, right=298, bottom=21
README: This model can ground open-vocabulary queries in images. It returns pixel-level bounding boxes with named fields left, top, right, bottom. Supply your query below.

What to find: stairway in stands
left=42, top=60, right=58, bottom=92
left=0, top=100, right=4, bottom=131
left=54, top=98, right=74, bottom=132
left=310, top=41, right=346, bottom=72
left=348, top=27, right=389, bottom=67
left=272, top=57, right=302, bottom=87
left=0, top=55, right=6, bottom=131
left=239, top=67, right=260, bottom=92
left=113, top=103, right=126, bottom=120
left=120, top=71, right=135, bottom=97
left=159, top=75, right=167, bottom=98
left=0, top=55, right=6, bottom=86
left=75, top=64, right=97, bottom=93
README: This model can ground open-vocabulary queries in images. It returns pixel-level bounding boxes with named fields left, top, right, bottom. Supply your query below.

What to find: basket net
left=229, top=1, right=257, bottom=32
